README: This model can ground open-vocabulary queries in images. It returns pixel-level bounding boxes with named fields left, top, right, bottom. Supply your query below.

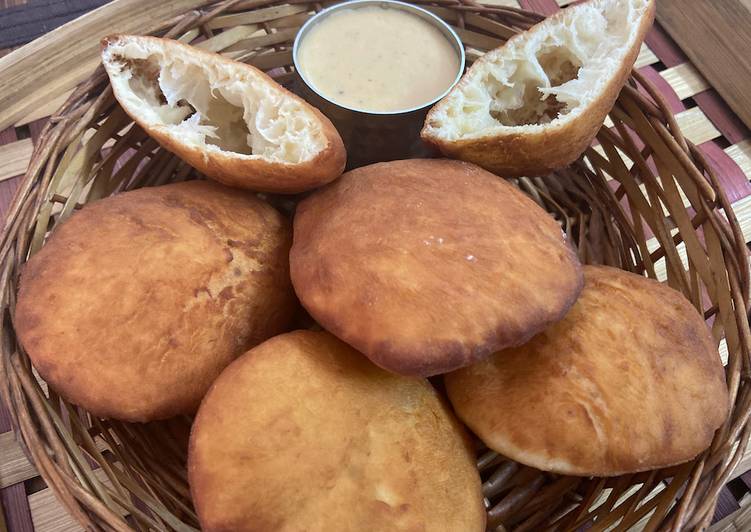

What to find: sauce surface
left=297, top=5, right=461, bottom=113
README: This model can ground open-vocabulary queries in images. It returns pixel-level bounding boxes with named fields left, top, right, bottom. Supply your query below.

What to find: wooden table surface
left=0, top=1, right=750, bottom=531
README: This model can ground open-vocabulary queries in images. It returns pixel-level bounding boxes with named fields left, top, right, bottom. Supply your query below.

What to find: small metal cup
left=292, top=0, right=465, bottom=169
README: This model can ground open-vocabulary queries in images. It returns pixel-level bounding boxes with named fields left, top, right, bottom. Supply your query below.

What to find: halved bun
left=101, top=35, right=346, bottom=193
left=421, top=0, right=655, bottom=177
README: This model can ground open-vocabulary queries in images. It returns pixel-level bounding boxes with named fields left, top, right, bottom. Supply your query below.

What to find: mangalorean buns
left=421, top=0, right=655, bottom=177
left=15, top=181, right=296, bottom=422
left=445, top=265, right=729, bottom=476
left=290, top=159, right=583, bottom=376
left=101, top=35, right=346, bottom=193
left=188, top=330, right=486, bottom=531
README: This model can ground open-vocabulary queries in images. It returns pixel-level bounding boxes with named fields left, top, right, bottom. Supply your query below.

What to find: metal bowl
left=293, top=0, right=465, bottom=168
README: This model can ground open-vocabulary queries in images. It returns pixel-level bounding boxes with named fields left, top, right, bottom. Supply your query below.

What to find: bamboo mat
left=656, top=0, right=751, bottom=132
left=1, top=0, right=751, bottom=530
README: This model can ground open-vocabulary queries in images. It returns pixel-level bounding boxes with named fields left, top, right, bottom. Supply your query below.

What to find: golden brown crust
left=188, top=330, right=486, bottom=532
left=421, top=0, right=656, bottom=177
left=15, top=181, right=297, bottom=422
left=101, top=35, right=346, bottom=194
left=445, top=265, right=729, bottom=476
left=290, top=159, right=583, bottom=376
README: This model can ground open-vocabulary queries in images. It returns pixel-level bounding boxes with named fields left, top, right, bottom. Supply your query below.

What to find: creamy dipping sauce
left=297, top=5, right=461, bottom=113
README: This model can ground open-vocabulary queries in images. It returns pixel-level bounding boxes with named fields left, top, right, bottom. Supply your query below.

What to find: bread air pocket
left=421, top=0, right=655, bottom=177
left=101, top=35, right=345, bottom=193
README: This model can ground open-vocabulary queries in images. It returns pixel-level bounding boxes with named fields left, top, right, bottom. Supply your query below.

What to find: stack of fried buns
left=14, top=1, right=729, bottom=531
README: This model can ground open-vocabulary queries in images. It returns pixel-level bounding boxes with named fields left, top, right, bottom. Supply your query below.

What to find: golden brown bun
left=15, top=181, right=297, bottom=422
left=188, top=330, right=486, bottom=532
left=421, top=0, right=655, bottom=177
left=101, top=35, right=346, bottom=193
left=290, top=159, right=583, bottom=376
left=445, top=265, right=729, bottom=476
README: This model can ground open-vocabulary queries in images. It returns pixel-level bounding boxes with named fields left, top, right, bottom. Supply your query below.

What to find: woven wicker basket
left=0, top=1, right=748, bottom=530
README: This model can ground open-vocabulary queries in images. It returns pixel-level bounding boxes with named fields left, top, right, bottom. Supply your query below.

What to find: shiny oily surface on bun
left=446, top=265, right=729, bottom=476
left=290, top=159, right=583, bottom=377
left=15, top=180, right=296, bottom=422
left=189, top=330, right=486, bottom=532
left=101, top=35, right=346, bottom=193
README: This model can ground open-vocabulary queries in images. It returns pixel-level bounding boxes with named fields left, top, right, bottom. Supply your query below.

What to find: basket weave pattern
left=0, top=1, right=748, bottom=530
